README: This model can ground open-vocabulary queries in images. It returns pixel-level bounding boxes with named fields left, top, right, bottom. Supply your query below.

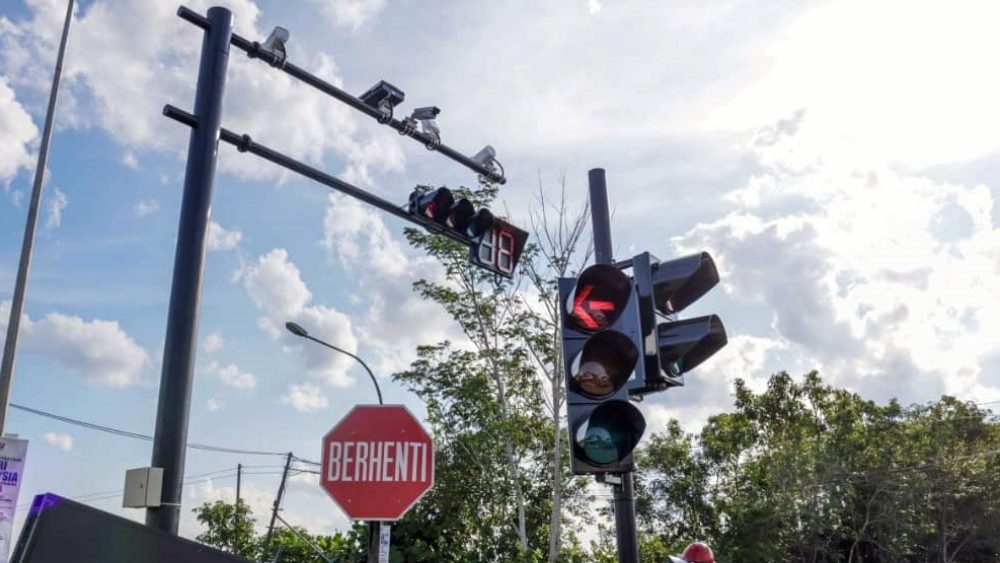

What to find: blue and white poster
left=0, top=437, right=27, bottom=563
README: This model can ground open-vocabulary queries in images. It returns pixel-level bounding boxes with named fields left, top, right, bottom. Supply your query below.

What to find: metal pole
left=146, top=6, right=232, bottom=535
left=367, top=522, right=380, bottom=563
left=0, top=0, right=74, bottom=434
left=265, top=452, right=293, bottom=554
left=588, top=168, right=614, bottom=267
left=588, top=168, right=639, bottom=563
left=234, top=463, right=242, bottom=555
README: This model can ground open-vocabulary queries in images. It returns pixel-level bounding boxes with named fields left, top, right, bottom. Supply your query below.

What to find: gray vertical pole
left=0, top=0, right=74, bottom=434
left=588, top=168, right=639, bottom=563
left=146, top=5, right=232, bottom=535
left=265, top=452, right=294, bottom=554
left=234, top=463, right=242, bottom=555
left=367, top=522, right=380, bottom=563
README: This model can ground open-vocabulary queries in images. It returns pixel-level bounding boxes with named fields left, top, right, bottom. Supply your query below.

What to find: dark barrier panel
left=11, top=493, right=249, bottom=563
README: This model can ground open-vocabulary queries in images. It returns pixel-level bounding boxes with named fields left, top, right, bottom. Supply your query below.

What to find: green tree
left=191, top=500, right=363, bottom=562
left=634, top=371, right=1000, bottom=562
left=193, top=499, right=257, bottom=558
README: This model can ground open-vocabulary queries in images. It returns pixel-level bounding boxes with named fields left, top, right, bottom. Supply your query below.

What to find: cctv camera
left=411, top=106, right=441, bottom=121
left=471, top=145, right=496, bottom=167
left=260, top=26, right=289, bottom=66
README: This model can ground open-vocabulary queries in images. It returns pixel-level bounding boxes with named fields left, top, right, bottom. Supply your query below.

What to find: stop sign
left=320, top=404, right=434, bottom=521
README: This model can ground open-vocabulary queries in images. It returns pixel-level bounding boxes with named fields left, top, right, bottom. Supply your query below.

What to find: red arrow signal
left=572, top=284, right=617, bottom=330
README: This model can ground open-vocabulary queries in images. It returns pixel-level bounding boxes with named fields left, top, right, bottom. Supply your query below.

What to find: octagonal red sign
left=320, top=404, right=434, bottom=521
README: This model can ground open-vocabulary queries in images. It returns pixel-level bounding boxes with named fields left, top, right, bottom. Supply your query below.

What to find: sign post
left=0, top=437, right=28, bottom=562
left=321, top=405, right=434, bottom=561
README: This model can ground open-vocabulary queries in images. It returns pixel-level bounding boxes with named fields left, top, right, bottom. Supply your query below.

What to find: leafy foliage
left=634, top=371, right=1000, bottom=562
left=191, top=500, right=365, bottom=562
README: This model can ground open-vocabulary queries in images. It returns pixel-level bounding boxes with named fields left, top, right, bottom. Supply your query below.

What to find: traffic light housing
left=408, top=187, right=528, bottom=278
left=561, top=265, right=647, bottom=474
left=629, top=252, right=728, bottom=395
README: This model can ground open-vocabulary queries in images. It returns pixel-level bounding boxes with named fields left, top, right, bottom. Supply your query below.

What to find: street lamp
left=284, top=322, right=383, bottom=405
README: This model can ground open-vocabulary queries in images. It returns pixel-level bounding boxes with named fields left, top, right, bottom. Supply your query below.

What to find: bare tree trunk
left=547, top=354, right=562, bottom=563
left=492, top=366, right=529, bottom=551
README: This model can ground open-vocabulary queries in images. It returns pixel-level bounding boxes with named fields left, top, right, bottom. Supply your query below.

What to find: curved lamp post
left=284, top=321, right=383, bottom=405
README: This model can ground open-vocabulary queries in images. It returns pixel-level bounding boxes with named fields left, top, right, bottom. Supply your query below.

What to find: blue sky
left=2, top=0, right=1000, bottom=541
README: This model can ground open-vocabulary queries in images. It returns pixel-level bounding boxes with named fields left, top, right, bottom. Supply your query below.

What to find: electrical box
left=123, top=467, right=163, bottom=508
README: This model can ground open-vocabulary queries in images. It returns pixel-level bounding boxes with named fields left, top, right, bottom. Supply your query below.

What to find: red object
left=572, top=284, right=616, bottom=330
left=320, top=405, right=435, bottom=521
left=679, top=542, right=715, bottom=563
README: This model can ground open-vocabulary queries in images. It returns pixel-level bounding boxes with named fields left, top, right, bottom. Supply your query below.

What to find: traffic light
left=629, top=252, right=728, bottom=396
left=408, top=187, right=528, bottom=278
left=561, top=264, right=647, bottom=474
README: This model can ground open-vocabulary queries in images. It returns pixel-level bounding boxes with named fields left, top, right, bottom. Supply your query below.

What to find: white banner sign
left=378, top=523, right=391, bottom=563
left=0, top=437, right=28, bottom=563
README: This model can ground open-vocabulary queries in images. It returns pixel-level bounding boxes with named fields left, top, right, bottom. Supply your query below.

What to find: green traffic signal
left=575, top=401, right=646, bottom=466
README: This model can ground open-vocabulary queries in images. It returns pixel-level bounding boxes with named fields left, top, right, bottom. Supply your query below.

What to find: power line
left=13, top=466, right=290, bottom=514
left=9, top=402, right=288, bottom=457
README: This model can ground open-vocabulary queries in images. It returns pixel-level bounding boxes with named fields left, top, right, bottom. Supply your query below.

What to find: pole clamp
left=399, top=116, right=417, bottom=136
left=237, top=134, right=253, bottom=153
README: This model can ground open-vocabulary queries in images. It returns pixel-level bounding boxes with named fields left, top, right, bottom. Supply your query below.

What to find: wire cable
left=9, top=402, right=288, bottom=457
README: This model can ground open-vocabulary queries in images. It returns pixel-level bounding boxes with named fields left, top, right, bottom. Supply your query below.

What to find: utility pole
left=588, top=168, right=640, bottom=563
left=0, top=0, right=74, bottom=434
left=234, top=462, right=242, bottom=555
left=145, top=6, right=231, bottom=535
left=265, top=452, right=294, bottom=555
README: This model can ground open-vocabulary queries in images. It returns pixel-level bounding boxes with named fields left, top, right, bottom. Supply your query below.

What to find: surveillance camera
left=470, top=145, right=496, bottom=167
left=260, top=26, right=289, bottom=65
left=263, top=26, right=289, bottom=51
left=420, top=119, right=441, bottom=144
left=411, top=106, right=441, bottom=121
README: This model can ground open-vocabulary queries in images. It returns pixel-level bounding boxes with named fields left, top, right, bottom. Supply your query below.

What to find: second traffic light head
left=409, top=188, right=496, bottom=238
left=651, top=252, right=720, bottom=315
left=657, top=315, right=727, bottom=377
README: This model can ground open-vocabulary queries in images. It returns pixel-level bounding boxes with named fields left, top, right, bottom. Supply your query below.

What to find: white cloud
left=0, top=77, right=36, bottom=183
left=0, top=301, right=150, bottom=386
left=204, top=360, right=256, bottom=390
left=239, top=248, right=358, bottom=386
left=588, top=0, right=602, bottom=14
left=310, top=0, right=386, bottom=32
left=206, top=397, right=223, bottom=412
left=44, top=187, right=67, bottom=228
left=321, top=194, right=460, bottom=374
left=207, top=221, right=242, bottom=252
left=122, top=150, right=138, bottom=169
left=240, top=249, right=312, bottom=334
left=704, top=0, right=1000, bottom=167
left=201, top=330, right=224, bottom=353
left=281, top=382, right=329, bottom=413
left=675, top=111, right=1000, bottom=404
left=0, top=0, right=404, bottom=184
left=134, top=198, right=159, bottom=217
left=42, top=431, right=73, bottom=451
